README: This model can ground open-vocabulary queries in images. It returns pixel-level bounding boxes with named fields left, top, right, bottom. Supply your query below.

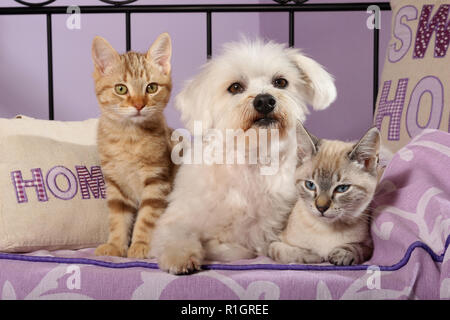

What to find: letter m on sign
left=75, top=166, right=106, bottom=199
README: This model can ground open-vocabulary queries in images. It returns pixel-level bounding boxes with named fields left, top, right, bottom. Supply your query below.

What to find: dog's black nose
left=253, top=94, right=276, bottom=114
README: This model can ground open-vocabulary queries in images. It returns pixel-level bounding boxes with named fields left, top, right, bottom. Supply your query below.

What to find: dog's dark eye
left=228, top=82, right=245, bottom=95
left=273, top=78, right=288, bottom=89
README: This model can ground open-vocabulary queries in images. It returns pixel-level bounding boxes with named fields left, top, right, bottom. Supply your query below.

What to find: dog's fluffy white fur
left=151, top=39, right=337, bottom=274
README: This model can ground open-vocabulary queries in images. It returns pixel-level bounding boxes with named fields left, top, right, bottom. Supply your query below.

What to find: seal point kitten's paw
left=328, top=247, right=359, bottom=266
left=268, top=241, right=323, bottom=264
left=95, top=243, right=127, bottom=257
left=127, top=242, right=150, bottom=259
left=158, top=248, right=203, bottom=275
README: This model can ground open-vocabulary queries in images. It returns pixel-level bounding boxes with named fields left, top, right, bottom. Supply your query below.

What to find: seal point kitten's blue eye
left=335, top=184, right=350, bottom=193
left=305, top=180, right=316, bottom=191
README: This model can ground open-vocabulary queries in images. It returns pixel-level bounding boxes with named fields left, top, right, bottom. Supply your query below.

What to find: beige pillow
left=374, top=0, right=450, bottom=152
left=0, top=116, right=108, bottom=252
left=4, top=115, right=98, bottom=145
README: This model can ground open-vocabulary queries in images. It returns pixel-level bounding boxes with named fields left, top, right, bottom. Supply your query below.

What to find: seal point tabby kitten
left=92, top=33, right=175, bottom=259
left=269, top=124, right=380, bottom=266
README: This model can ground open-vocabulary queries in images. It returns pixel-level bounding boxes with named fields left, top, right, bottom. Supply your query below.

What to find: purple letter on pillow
left=375, top=78, right=409, bottom=140
left=389, top=5, right=417, bottom=63
left=11, top=168, right=48, bottom=203
left=413, top=4, right=450, bottom=59
left=46, top=166, right=78, bottom=200
left=75, top=166, right=106, bottom=200
left=406, top=76, right=444, bottom=138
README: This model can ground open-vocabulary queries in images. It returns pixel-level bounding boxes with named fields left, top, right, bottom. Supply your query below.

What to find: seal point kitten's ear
left=296, top=121, right=320, bottom=160
left=92, top=36, right=120, bottom=74
left=147, top=32, right=172, bottom=75
left=349, top=127, right=380, bottom=172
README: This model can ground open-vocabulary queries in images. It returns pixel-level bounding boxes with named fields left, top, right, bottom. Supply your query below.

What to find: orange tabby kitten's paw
left=95, top=243, right=127, bottom=257
left=127, top=242, right=150, bottom=259
left=158, top=248, right=203, bottom=275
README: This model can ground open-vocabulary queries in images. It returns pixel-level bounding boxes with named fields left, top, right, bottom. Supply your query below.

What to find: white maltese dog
left=151, top=39, right=337, bottom=274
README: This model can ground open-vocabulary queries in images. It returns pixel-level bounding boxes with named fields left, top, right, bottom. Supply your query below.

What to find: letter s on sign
left=388, top=5, right=418, bottom=63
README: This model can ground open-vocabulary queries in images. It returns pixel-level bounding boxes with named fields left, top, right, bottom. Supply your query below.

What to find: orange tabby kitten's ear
left=146, top=32, right=172, bottom=75
left=92, top=36, right=120, bottom=74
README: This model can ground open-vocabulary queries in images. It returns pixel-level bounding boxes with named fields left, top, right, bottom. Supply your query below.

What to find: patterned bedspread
left=1, top=129, right=449, bottom=300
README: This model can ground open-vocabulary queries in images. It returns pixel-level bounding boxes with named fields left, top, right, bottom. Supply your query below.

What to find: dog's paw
left=268, top=241, right=288, bottom=263
left=95, top=243, right=127, bottom=257
left=268, top=241, right=322, bottom=264
left=298, top=249, right=324, bottom=264
left=328, top=247, right=358, bottom=266
left=127, top=242, right=150, bottom=259
left=204, top=239, right=256, bottom=262
left=158, top=247, right=203, bottom=275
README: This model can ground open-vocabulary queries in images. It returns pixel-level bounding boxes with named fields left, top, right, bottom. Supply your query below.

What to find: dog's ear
left=296, top=121, right=320, bottom=160
left=175, top=68, right=214, bottom=132
left=288, top=50, right=337, bottom=110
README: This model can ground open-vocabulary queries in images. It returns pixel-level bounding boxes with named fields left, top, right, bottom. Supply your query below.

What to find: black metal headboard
left=0, top=0, right=391, bottom=120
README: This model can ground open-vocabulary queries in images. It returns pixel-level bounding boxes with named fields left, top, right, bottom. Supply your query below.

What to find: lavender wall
left=0, top=0, right=391, bottom=140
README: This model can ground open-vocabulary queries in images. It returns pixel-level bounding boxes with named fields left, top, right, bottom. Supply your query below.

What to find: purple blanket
left=1, top=129, right=449, bottom=300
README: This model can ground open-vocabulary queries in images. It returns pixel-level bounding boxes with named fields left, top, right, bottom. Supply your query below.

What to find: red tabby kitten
left=92, top=33, right=175, bottom=259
